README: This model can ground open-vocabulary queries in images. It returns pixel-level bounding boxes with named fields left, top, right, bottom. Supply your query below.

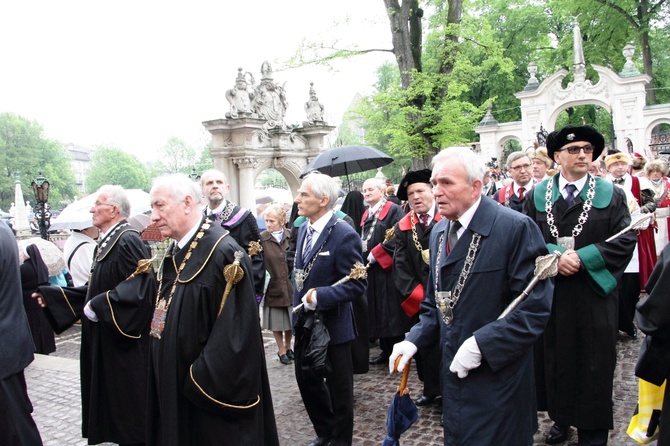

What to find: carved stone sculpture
left=225, top=68, right=255, bottom=119
left=304, top=82, right=325, bottom=125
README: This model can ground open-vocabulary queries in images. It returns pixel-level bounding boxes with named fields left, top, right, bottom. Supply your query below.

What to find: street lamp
left=189, top=167, right=201, bottom=182
left=31, top=172, right=51, bottom=240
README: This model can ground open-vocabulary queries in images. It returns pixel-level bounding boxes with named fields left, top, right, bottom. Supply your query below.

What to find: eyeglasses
left=559, top=144, right=595, bottom=155
left=94, top=201, right=115, bottom=208
left=510, top=163, right=531, bottom=172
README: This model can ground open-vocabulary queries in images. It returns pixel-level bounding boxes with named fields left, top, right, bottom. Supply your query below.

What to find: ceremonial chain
left=503, top=185, right=512, bottom=208
left=545, top=175, right=595, bottom=240
left=150, top=222, right=209, bottom=339
left=211, top=202, right=235, bottom=224
left=410, top=211, right=430, bottom=264
left=90, top=222, right=129, bottom=276
left=651, top=179, right=668, bottom=201
left=434, top=230, right=482, bottom=325
left=294, top=225, right=334, bottom=292
left=361, top=200, right=385, bottom=252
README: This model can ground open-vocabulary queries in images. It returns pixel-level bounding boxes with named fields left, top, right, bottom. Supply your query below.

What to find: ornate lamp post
left=188, top=167, right=201, bottom=182
left=31, top=172, right=51, bottom=240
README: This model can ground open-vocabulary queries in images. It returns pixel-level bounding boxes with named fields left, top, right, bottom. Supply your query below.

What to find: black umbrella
left=301, top=145, right=394, bottom=188
left=383, top=357, right=418, bottom=446
left=295, top=310, right=331, bottom=378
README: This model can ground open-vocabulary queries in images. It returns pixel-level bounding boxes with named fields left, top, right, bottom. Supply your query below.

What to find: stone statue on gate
left=251, top=61, right=288, bottom=130
left=225, top=68, right=255, bottom=119
left=303, top=82, right=325, bottom=126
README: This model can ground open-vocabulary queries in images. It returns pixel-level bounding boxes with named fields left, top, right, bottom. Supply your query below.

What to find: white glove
left=367, top=252, right=377, bottom=264
left=84, top=301, right=98, bottom=322
left=449, top=336, right=482, bottom=378
left=388, top=340, right=418, bottom=374
left=301, top=289, right=317, bottom=311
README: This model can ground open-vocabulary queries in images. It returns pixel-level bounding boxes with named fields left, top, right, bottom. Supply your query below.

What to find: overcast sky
left=0, top=1, right=395, bottom=162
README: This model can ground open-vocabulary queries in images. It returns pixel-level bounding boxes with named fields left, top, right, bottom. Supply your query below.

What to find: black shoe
left=415, top=395, right=437, bottom=406
left=546, top=424, right=570, bottom=445
left=286, top=349, right=295, bottom=360
left=369, top=355, right=388, bottom=365
left=278, top=353, right=291, bottom=365
left=306, top=437, right=331, bottom=446
left=628, top=326, right=638, bottom=339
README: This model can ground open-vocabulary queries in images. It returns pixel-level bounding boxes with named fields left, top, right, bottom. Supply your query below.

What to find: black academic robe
left=208, top=203, right=265, bottom=298
left=362, top=201, right=409, bottom=339
left=38, top=222, right=156, bottom=445
left=20, top=245, right=55, bottom=354
left=147, top=219, right=278, bottom=446
left=525, top=176, right=636, bottom=430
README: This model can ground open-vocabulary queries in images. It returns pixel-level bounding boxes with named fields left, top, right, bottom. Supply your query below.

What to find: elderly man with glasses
left=524, top=125, right=636, bottom=446
left=498, top=151, right=534, bottom=212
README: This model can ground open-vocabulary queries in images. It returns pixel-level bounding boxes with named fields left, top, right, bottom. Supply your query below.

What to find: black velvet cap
left=546, top=125, right=605, bottom=160
left=397, top=169, right=432, bottom=201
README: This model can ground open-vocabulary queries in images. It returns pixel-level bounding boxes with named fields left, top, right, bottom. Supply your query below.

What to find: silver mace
left=498, top=251, right=561, bottom=320
left=293, top=262, right=369, bottom=314
left=605, top=212, right=653, bottom=242
left=498, top=213, right=647, bottom=320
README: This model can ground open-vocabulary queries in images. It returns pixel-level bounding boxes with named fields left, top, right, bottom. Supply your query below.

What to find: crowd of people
left=2, top=124, right=670, bottom=445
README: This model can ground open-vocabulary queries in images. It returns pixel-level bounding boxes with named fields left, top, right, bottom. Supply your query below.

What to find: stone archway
left=475, top=24, right=666, bottom=162
left=202, top=62, right=335, bottom=215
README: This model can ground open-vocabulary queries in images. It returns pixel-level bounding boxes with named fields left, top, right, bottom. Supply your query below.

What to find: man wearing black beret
left=524, top=125, right=636, bottom=445
left=392, top=169, right=443, bottom=406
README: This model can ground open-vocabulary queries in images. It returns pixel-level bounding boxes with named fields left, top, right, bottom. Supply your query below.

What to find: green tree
left=154, top=137, right=197, bottom=174
left=0, top=112, right=77, bottom=210
left=86, top=147, right=150, bottom=193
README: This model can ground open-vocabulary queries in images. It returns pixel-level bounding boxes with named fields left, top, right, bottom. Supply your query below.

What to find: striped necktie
left=302, top=226, right=315, bottom=264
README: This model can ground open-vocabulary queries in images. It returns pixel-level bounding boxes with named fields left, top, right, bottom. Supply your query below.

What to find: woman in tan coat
left=260, top=204, right=294, bottom=364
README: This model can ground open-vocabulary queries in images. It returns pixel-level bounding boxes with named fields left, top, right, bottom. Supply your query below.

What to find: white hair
left=432, top=147, right=486, bottom=185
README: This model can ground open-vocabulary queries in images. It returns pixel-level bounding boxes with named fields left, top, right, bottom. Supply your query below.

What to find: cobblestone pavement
left=26, top=325, right=646, bottom=445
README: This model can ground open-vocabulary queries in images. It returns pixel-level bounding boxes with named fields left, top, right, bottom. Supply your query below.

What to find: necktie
left=613, top=177, right=625, bottom=185
left=518, top=187, right=526, bottom=200
left=447, top=220, right=462, bottom=253
left=564, top=184, right=577, bottom=207
left=420, top=213, right=430, bottom=229
left=302, top=226, right=315, bottom=264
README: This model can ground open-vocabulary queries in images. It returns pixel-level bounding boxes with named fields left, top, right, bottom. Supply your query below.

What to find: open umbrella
left=17, top=237, right=67, bottom=276
left=301, top=145, right=393, bottom=188
left=51, top=189, right=151, bottom=230
left=383, top=357, right=418, bottom=446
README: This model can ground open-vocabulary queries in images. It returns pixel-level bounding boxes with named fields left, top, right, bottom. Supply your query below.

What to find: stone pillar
left=233, top=157, right=259, bottom=216
left=13, top=178, right=31, bottom=234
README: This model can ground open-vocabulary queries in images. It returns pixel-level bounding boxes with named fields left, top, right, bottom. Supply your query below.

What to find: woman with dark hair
left=20, top=244, right=56, bottom=354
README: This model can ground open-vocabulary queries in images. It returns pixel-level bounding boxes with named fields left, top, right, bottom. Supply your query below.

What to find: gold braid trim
left=188, top=365, right=260, bottom=409
left=105, top=291, right=141, bottom=339
left=57, top=287, right=77, bottom=318
left=176, top=234, right=228, bottom=283
left=96, top=228, right=138, bottom=262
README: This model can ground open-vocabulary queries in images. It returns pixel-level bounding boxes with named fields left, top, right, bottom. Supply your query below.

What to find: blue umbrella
left=382, top=358, right=419, bottom=446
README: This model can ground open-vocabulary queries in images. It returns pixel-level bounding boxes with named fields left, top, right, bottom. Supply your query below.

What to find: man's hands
left=388, top=340, right=418, bottom=373
left=557, top=249, right=581, bottom=276
left=32, top=292, right=46, bottom=308
left=449, top=336, right=482, bottom=378
left=83, top=302, right=98, bottom=322
left=301, top=288, right=317, bottom=311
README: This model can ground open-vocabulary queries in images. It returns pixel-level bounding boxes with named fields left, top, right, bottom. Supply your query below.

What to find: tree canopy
left=0, top=112, right=77, bottom=210
left=86, top=146, right=150, bottom=193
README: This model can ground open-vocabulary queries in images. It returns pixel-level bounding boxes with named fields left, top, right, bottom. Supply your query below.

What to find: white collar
left=558, top=173, right=589, bottom=196
left=308, top=210, right=334, bottom=235
left=368, top=200, right=384, bottom=215
left=452, top=196, right=481, bottom=237
left=207, top=200, right=228, bottom=215
left=177, top=220, right=202, bottom=249
left=514, top=181, right=533, bottom=194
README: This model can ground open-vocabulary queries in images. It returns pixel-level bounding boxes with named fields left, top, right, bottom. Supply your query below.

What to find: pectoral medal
left=557, top=236, right=575, bottom=250
left=150, top=299, right=168, bottom=339
left=421, top=249, right=430, bottom=264
left=294, top=268, right=306, bottom=292
left=436, top=291, right=453, bottom=325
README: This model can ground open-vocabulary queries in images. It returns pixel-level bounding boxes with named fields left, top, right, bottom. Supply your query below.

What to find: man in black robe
left=524, top=125, right=636, bottom=445
left=34, top=185, right=156, bottom=446
left=361, top=177, right=408, bottom=365
left=147, top=173, right=278, bottom=446
left=200, top=168, right=265, bottom=301
left=0, top=220, right=43, bottom=446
